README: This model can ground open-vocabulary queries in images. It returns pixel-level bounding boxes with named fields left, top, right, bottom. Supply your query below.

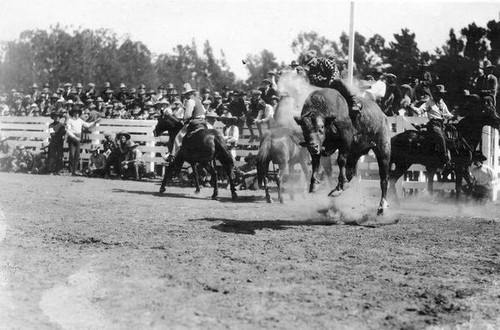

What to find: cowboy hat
left=88, top=145, right=100, bottom=153
left=251, top=90, right=262, bottom=96
left=116, top=131, right=131, bottom=140
left=434, top=84, right=447, bottom=94
left=181, top=83, right=195, bottom=95
left=213, top=92, right=222, bottom=99
left=205, top=110, right=218, bottom=118
left=302, top=50, right=317, bottom=65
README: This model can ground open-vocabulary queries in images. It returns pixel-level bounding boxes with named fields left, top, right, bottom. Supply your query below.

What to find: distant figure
left=469, top=152, right=498, bottom=203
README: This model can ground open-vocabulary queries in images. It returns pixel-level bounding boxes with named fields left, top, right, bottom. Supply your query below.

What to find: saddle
left=184, top=121, right=207, bottom=140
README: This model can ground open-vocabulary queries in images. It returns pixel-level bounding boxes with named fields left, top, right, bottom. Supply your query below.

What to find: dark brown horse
left=153, top=113, right=183, bottom=154
left=294, top=87, right=391, bottom=215
left=256, top=127, right=310, bottom=203
left=155, top=120, right=238, bottom=201
left=389, top=100, right=500, bottom=204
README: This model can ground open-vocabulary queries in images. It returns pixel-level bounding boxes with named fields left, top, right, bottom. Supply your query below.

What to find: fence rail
left=1, top=115, right=498, bottom=200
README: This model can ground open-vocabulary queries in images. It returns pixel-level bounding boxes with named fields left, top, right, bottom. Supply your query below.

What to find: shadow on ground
left=192, top=217, right=339, bottom=235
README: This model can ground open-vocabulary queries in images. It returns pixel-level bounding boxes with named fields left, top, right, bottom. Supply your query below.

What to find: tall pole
left=347, top=1, right=355, bottom=86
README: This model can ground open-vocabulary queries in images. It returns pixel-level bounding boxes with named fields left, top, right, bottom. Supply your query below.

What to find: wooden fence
left=1, top=115, right=498, bottom=199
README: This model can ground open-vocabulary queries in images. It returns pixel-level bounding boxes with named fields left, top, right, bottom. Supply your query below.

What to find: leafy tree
left=486, top=19, right=500, bottom=64
left=243, top=49, right=282, bottom=89
left=383, top=28, right=421, bottom=81
left=461, top=23, right=488, bottom=61
left=291, top=31, right=340, bottom=61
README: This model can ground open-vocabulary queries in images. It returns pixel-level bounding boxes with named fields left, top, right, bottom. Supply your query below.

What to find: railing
left=1, top=115, right=498, bottom=200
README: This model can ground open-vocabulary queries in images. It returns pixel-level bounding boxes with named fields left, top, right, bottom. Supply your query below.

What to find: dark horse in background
left=294, top=86, right=391, bottom=216
left=154, top=116, right=238, bottom=200
left=256, top=127, right=311, bottom=203
left=389, top=96, right=500, bottom=204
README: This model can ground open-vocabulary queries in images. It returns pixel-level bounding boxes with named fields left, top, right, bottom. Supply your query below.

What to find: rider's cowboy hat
left=434, top=85, right=447, bottom=94
left=181, top=83, right=195, bottom=95
left=302, top=50, right=317, bottom=65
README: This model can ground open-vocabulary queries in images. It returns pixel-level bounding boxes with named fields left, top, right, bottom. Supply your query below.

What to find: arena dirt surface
left=0, top=172, right=499, bottom=329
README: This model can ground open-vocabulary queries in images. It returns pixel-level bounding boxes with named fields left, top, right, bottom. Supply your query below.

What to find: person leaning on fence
left=65, top=107, right=100, bottom=176
left=469, top=151, right=498, bottom=203
left=48, top=111, right=66, bottom=175
left=167, top=83, right=207, bottom=160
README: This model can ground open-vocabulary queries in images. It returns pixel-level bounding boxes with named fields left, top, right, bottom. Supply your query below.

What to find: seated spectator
left=205, top=110, right=219, bottom=129
left=469, top=151, right=498, bottom=203
left=0, top=136, right=15, bottom=171
left=104, top=131, right=133, bottom=179
left=234, top=152, right=259, bottom=190
left=120, top=143, right=145, bottom=180
left=31, top=143, right=49, bottom=174
left=172, top=100, right=185, bottom=120
left=12, top=145, right=34, bottom=173
left=85, top=146, right=107, bottom=178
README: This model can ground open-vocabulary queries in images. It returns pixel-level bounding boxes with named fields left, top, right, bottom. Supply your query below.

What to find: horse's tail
left=213, top=131, right=234, bottom=169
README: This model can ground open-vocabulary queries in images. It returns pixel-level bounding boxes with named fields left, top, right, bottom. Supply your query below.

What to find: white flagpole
left=348, top=1, right=355, bottom=86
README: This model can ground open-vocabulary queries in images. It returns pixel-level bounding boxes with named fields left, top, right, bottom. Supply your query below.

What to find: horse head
left=153, top=114, right=182, bottom=137
left=294, top=111, right=326, bottom=156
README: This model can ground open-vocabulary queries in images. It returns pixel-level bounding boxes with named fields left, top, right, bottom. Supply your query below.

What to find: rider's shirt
left=413, top=99, right=453, bottom=120
left=183, top=97, right=205, bottom=121
left=306, top=57, right=340, bottom=88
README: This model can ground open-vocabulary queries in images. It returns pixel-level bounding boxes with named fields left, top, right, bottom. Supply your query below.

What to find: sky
left=0, top=0, right=499, bottom=80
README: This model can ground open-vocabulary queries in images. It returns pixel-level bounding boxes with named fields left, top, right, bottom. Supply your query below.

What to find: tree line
left=1, top=19, right=499, bottom=104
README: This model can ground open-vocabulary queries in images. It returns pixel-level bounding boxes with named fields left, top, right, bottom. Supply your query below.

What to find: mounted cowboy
left=300, top=49, right=361, bottom=120
left=472, top=60, right=499, bottom=117
left=409, top=84, right=454, bottom=167
left=167, top=83, right=207, bottom=160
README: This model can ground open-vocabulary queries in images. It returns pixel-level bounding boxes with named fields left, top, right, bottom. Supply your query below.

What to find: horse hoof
left=231, top=194, right=238, bottom=201
left=211, top=195, right=218, bottom=200
left=195, top=189, right=201, bottom=194
left=159, top=187, right=166, bottom=194
left=328, top=189, right=343, bottom=197
left=266, top=198, right=273, bottom=204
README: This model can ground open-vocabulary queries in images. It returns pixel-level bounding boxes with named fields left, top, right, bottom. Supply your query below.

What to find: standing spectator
left=469, top=151, right=498, bottom=203
left=473, top=60, right=498, bottom=108
left=212, top=92, right=225, bottom=116
left=247, top=90, right=266, bottom=143
left=65, top=108, right=100, bottom=176
left=255, top=102, right=276, bottom=131
left=0, top=95, right=9, bottom=116
left=381, top=73, right=402, bottom=116
left=201, top=88, right=214, bottom=105
left=0, top=137, right=15, bottom=171
left=74, top=83, right=85, bottom=102
left=228, top=90, right=247, bottom=135
left=370, top=72, right=387, bottom=103
left=259, top=79, right=278, bottom=105
left=62, top=82, right=72, bottom=100
left=221, top=113, right=239, bottom=160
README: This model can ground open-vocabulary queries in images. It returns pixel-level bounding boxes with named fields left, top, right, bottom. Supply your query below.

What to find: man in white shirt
left=470, top=152, right=498, bottom=203
left=66, top=108, right=100, bottom=175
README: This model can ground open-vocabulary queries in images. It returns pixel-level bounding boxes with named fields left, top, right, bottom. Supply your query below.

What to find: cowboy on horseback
left=300, top=49, right=361, bottom=119
left=167, top=83, right=207, bottom=160
left=409, top=84, right=453, bottom=166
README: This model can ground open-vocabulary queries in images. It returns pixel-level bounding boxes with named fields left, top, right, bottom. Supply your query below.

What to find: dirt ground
left=0, top=172, right=499, bottom=330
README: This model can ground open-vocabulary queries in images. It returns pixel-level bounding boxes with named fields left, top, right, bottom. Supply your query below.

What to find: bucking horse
left=293, top=81, right=391, bottom=216
left=155, top=115, right=238, bottom=200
